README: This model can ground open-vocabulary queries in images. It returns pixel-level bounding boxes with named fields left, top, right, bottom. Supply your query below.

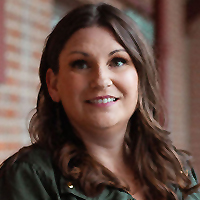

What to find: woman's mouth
left=86, top=96, right=119, bottom=104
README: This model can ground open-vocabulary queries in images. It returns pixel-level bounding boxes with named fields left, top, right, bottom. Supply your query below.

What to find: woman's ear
left=46, top=68, right=60, bottom=102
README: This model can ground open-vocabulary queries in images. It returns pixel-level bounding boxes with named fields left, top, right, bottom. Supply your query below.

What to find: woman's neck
left=74, top=124, right=128, bottom=174
left=85, top=138, right=125, bottom=172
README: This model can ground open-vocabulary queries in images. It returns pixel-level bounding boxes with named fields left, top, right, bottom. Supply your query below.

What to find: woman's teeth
left=90, top=97, right=116, bottom=104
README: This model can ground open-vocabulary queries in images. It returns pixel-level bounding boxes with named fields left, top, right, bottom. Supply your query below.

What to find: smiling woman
left=0, top=3, right=200, bottom=200
left=46, top=26, right=138, bottom=133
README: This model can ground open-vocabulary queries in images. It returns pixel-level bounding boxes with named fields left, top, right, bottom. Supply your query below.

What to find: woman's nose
left=89, top=66, right=113, bottom=89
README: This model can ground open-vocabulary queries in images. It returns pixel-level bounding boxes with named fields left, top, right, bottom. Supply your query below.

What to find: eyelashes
left=109, top=57, right=128, bottom=67
left=70, top=59, right=88, bottom=69
left=69, top=57, right=129, bottom=70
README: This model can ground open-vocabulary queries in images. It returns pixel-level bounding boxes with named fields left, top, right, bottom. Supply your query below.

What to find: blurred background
left=0, top=0, right=199, bottom=176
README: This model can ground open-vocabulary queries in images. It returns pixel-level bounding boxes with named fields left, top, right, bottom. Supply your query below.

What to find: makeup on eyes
left=70, top=59, right=89, bottom=69
left=68, top=49, right=131, bottom=70
left=69, top=56, right=129, bottom=70
left=108, top=57, right=128, bottom=67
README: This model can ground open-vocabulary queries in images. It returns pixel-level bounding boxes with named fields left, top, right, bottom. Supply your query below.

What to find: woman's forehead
left=61, top=26, right=125, bottom=55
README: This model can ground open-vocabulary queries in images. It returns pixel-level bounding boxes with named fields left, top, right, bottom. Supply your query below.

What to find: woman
left=0, top=3, right=199, bottom=200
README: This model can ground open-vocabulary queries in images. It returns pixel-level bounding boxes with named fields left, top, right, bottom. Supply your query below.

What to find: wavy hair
left=29, top=3, right=197, bottom=200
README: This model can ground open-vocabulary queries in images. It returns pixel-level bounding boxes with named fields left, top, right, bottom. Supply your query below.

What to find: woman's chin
left=84, top=116, right=122, bottom=131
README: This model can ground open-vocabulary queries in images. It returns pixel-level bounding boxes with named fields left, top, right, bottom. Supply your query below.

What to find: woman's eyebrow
left=69, top=51, right=89, bottom=57
left=109, top=49, right=126, bottom=56
left=68, top=49, right=126, bottom=57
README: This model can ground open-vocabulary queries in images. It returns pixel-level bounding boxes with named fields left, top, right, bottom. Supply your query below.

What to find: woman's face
left=47, top=26, right=138, bottom=134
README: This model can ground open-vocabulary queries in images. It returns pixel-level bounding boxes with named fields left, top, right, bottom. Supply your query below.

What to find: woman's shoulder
left=0, top=144, right=53, bottom=171
left=0, top=144, right=64, bottom=200
left=0, top=144, right=59, bottom=185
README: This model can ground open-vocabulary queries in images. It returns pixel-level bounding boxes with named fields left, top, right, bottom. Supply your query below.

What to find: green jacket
left=0, top=145, right=199, bottom=200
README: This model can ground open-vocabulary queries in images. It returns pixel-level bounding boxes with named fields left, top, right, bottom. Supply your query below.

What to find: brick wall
left=0, top=0, right=53, bottom=162
left=0, top=0, right=6, bottom=82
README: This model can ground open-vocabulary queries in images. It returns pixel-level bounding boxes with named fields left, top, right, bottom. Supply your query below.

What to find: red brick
left=7, top=44, right=20, bottom=53
left=7, top=60, right=20, bottom=69
left=0, top=109, right=18, bottom=118
left=7, top=28, right=21, bottom=38
left=10, top=94, right=20, bottom=102
left=6, top=77, right=20, bottom=86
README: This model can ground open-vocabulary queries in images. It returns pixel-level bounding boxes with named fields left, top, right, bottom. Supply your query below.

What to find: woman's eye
left=110, top=57, right=127, bottom=67
left=70, top=60, right=88, bottom=69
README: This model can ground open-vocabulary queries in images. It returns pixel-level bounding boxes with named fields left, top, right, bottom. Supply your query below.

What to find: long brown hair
left=29, top=3, right=197, bottom=199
